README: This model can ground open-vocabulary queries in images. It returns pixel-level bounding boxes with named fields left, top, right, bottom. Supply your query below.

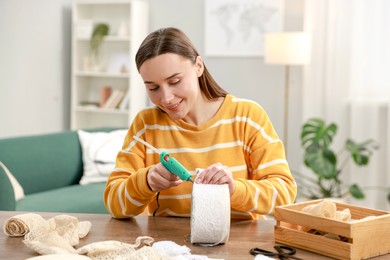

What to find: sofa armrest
left=0, top=164, right=16, bottom=210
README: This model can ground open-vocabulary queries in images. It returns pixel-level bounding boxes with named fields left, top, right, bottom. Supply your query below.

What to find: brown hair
left=135, top=27, right=228, bottom=100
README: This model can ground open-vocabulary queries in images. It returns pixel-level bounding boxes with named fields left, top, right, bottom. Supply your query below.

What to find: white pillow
left=0, top=161, right=25, bottom=201
left=77, top=129, right=127, bottom=185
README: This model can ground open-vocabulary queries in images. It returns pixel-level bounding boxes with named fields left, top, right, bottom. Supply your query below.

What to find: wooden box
left=274, top=199, right=390, bottom=259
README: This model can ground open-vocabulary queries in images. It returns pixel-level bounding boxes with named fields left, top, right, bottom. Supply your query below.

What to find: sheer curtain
left=349, top=0, right=390, bottom=99
left=302, top=0, right=390, bottom=210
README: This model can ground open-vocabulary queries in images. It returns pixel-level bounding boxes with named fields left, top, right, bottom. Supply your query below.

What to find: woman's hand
left=195, top=162, right=235, bottom=195
left=147, top=163, right=183, bottom=192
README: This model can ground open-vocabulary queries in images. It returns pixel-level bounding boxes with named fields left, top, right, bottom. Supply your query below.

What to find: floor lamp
left=264, top=32, right=311, bottom=153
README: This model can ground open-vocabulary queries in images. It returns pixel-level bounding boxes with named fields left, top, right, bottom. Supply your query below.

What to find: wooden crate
left=274, top=199, right=390, bottom=259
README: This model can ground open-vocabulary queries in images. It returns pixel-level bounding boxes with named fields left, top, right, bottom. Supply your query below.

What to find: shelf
left=71, top=0, right=149, bottom=130
left=76, top=36, right=130, bottom=42
left=76, top=106, right=128, bottom=114
left=75, top=0, right=131, bottom=5
left=75, top=71, right=129, bottom=78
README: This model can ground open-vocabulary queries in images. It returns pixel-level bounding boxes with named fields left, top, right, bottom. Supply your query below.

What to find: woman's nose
left=160, top=86, right=174, bottom=103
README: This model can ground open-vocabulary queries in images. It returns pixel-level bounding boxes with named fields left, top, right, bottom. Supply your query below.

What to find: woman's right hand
left=147, top=163, right=183, bottom=192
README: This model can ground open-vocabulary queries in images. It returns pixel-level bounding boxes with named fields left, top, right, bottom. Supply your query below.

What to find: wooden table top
left=0, top=211, right=386, bottom=259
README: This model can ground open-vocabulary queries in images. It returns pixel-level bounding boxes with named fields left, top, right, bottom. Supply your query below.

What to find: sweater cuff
left=230, top=180, right=246, bottom=209
left=135, top=166, right=156, bottom=198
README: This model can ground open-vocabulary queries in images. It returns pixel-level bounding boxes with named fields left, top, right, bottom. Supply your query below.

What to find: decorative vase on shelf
left=82, top=56, right=91, bottom=71
left=90, top=55, right=106, bottom=72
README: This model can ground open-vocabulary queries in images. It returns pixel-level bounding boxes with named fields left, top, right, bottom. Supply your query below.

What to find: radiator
left=349, top=98, right=389, bottom=211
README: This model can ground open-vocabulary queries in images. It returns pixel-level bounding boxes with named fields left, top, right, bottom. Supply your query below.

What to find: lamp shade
left=264, top=32, right=311, bottom=65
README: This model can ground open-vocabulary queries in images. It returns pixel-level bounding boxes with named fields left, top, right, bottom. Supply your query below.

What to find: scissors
left=249, top=245, right=303, bottom=259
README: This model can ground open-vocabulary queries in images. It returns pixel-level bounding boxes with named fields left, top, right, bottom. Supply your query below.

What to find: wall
left=0, top=0, right=304, bottom=170
left=0, top=0, right=72, bottom=138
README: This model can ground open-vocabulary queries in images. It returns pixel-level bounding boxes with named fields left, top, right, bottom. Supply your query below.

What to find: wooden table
left=0, top=211, right=386, bottom=259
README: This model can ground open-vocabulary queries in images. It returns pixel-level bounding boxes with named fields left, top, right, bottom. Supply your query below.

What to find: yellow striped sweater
left=104, top=94, right=297, bottom=219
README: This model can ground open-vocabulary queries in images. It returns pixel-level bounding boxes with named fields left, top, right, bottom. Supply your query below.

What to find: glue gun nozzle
left=188, top=177, right=194, bottom=183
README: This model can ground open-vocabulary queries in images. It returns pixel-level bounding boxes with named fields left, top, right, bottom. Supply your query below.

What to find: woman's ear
left=195, top=56, right=204, bottom=77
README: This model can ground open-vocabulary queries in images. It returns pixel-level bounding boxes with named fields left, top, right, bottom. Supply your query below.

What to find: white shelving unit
left=71, top=0, right=149, bottom=129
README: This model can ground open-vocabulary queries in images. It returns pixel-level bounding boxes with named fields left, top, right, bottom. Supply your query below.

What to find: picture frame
left=204, top=0, right=284, bottom=57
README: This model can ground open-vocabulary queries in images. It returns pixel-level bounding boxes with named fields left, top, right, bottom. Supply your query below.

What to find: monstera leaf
left=297, top=118, right=380, bottom=200
left=304, top=147, right=337, bottom=179
left=302, top=118, right=338, bottom=179
left=301, top=118, right=337, bottom=150
left=349, top=184, right=365, bottom=199
left=345, top=139, right=378, bottom=166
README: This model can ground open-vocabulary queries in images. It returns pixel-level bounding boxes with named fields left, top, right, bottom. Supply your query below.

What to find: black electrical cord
left=153, top=192, right=160, bottom=216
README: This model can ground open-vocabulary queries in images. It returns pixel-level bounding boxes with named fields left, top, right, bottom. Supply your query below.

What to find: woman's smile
left=164, top=99, right=183, bottom=112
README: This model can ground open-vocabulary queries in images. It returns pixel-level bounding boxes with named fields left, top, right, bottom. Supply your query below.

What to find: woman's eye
left=170, top=80, right=180, bottom=86
left=148, top=86, right=159, bottom=92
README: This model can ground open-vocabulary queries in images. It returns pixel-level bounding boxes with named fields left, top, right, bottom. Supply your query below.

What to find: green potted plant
left=90, top=23, right=109, bottom=71
left=294, top=118, right=389, bottom=202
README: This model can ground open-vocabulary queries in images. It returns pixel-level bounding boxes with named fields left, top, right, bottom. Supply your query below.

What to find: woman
left=104, top=27, right=297, bottom=219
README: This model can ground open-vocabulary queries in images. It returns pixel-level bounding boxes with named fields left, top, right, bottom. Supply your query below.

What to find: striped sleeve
left=104, top=110, right=158, bottom=218
left=229, top=97, right=297, bottom=216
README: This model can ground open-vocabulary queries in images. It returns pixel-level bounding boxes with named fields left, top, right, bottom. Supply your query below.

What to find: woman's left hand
left=195, top=162, right=235, bottom=195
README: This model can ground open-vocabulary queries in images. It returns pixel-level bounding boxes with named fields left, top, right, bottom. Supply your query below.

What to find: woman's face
left=139, top=53, right=204, bottom=122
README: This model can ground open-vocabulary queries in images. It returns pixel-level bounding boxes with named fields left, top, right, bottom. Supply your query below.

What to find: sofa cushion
left=0, top=131, right=83, bottom=194
left=77, top=129, right=127, bottom=185
left=15, top=183, right=107, bottom=214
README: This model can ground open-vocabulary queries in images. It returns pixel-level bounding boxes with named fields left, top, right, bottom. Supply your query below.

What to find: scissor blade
left=282, top=254, right=304, bottom=260
left=133, top=136, right=161, bottom=154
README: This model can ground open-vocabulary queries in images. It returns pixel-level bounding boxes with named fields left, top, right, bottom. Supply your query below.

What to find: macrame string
left=190, top=181, right=231, bottom=246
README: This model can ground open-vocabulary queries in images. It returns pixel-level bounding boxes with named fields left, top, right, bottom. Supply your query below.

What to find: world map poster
left=204, top=0, right=284, bottom=57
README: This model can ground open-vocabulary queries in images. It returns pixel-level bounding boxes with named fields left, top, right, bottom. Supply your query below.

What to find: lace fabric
left=3, top=213, right=217, bottom=260
left=3, top=213, right=46, bottom=236
left=3, top=213, right=160, bottom=259
left=76, top=237, right=160, bottom=259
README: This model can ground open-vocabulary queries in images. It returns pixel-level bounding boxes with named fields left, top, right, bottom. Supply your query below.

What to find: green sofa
left=0, top=128, right=118, bottom=214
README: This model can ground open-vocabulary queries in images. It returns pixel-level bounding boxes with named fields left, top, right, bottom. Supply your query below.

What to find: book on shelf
left=118, top=89, right=129, bottom=110
left=103, top=89, right=126, bottom=109
left=99, top=86, right=112, bottom=107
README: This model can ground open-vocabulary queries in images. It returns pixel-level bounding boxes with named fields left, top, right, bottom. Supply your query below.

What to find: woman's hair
left=135, top=27, right=228, bottom=100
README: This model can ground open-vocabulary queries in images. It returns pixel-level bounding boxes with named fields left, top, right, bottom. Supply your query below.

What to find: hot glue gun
left=133, top=136, right=193, bottom=182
